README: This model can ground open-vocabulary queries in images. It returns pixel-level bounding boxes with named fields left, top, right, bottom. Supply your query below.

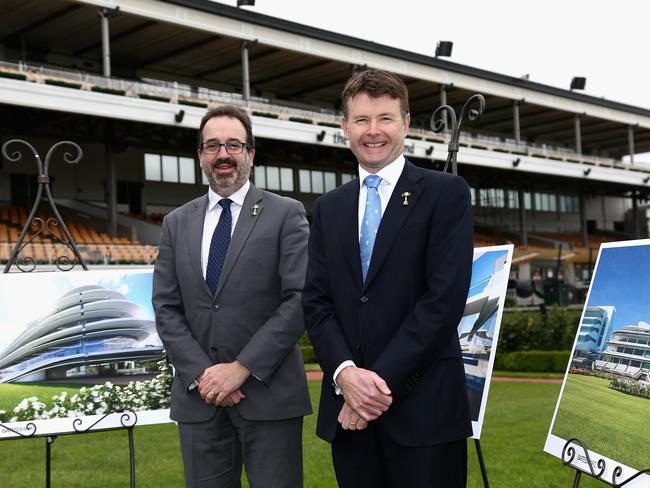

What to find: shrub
left=494, top=350, right=570, bottom=373
left=288, top=117, right=313, bottom=124
left=44, top=79, right=81, bottom=89
left=138, top=93, right=170, bottom=102
left=300, top=345, right=316, bottom=364
left=178, top=99, right=208, bottom=108
left=496, top=306, right=581, bottom=353
left=317, top=121, right=340, bottom=128
left=252, top=111, right=279, bottom=119
left=91, top=86, right=126, bottom=96
left=0, top=71, right=27, bottom=81
left=610, top=377, right=650, bottom=400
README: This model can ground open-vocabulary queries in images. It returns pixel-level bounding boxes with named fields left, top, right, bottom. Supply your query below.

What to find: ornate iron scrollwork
left=430, top=94, right=486, bottom=175
left=1, top=139, right=88, bottom=272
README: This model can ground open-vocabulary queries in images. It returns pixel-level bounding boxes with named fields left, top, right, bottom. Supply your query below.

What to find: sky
left=220, top=0, right=649, bottom=110
left=587, top=244, right=650, bottom=335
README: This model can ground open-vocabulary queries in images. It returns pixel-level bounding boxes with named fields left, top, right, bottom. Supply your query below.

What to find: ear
left=403, top=113, right=411, bottom=135
left=247, top=147, right=256, bottom=166
left=341, top=116, right=349, bottom=138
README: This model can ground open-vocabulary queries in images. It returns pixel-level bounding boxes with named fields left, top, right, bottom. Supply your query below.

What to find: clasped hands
left=336, top=366, right=392, bottom=431
left=198, top=360, right=251, bottom=408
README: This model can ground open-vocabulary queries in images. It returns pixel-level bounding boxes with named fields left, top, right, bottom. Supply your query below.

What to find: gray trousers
left=178, top=407, right=303, bottom=488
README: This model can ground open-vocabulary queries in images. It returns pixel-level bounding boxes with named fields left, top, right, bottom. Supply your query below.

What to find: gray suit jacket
left=153, top=184, right=312, bottom=423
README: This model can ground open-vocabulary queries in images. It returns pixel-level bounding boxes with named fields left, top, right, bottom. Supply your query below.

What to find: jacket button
left=214, top=304, right=221, bottom=311
left=360, top=296, right=369, bottom=303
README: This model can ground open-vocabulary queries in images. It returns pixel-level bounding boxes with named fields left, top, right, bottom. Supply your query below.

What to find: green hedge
left=44, top=79, right=81, bottom=89
left=178, top=99, right=208, bottom=108
left=91, top=86, right=126, bottom=96
left=300, top=345, right=316, bottom=364
left=288, top=116, right=313, bottom=124
left=139, top=93, right=170, bottom=102
left=494, top=350, right=570, bottom=373
left=316, top=121, right=340, bottom=128
left=496, top=306, right=580, bottom=353
left=0, top=71, right=27, bottom=80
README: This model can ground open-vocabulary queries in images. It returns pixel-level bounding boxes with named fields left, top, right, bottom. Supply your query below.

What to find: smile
left=364, top=142, right=386, bottom=148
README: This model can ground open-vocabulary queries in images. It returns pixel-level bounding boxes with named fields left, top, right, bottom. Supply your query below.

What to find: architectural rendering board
left=460, top=244, right=513, bottom=438
left=0, top=269, right=170, bottom=438
left=545, top=240, right=650, bottom=486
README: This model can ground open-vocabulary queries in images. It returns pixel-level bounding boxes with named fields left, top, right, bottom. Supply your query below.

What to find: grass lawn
left=0, top=383, right=83, bottom=413
left=0, top=380, right=606, bottom=487
left=552, top=373, right=650, bottom=472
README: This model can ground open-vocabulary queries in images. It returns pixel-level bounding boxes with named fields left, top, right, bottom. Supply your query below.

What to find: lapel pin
left=401, top=192, right=411, bottom=206
left=251, top=204, right=259, bottom=216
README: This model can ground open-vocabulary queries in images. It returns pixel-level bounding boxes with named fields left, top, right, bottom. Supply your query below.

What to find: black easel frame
left=0, top=139, right=138, bottom=488
left=562, top=438, right=650, bottom=487
left=431, top=95, right=491, bottom=487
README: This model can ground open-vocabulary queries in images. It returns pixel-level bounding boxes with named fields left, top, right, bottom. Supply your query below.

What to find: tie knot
left=364, top=175, right=382, bottom=190
left=218, top=198, right=232, bottom=210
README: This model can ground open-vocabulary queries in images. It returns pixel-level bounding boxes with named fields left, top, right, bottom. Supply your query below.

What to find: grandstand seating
left=0, top=206, right=158, bottom=265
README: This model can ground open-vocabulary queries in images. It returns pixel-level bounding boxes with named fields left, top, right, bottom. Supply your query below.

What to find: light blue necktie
left=360, top=175, right=382, bottom=282
left=206, top=199, right=232, bottom=295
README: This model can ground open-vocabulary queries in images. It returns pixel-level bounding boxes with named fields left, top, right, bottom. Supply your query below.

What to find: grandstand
left=1, top=0, right=650, bottom=302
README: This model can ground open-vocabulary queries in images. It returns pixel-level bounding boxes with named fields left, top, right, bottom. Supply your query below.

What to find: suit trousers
left=178, top=406, right=303, bottom=488
left=331, top=421, right=467, bottom=488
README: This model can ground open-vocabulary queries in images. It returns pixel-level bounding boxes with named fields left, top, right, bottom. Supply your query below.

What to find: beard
left=201, top=155, right=251, bottom=197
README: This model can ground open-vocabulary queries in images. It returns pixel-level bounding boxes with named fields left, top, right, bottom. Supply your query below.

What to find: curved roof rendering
left=0, top=284, right=161, bottom=383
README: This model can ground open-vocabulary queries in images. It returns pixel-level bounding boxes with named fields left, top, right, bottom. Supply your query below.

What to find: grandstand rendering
left=0, top=284, right=162, bottom=383
left=1, top=0, right=650, bottom=300
left=594, top=322, right=650, bottom=381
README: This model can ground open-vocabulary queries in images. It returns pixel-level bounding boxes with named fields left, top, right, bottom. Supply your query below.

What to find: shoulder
left=315, top=179, right=357, bottom=208
left=258, top=188, right=305, bottom=212
left=163, top=195, right=206, bottom=225
left=406, top=160, right=469, bottom=197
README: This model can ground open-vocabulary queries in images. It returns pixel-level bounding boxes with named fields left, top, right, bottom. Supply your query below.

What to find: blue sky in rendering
left=587, top=244, right=650, bottom=334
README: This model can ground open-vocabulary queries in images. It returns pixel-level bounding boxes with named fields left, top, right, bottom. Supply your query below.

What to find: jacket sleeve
left=152, top=215, right=213, bottom=389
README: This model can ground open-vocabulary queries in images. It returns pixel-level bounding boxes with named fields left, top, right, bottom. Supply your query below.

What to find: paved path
left=305, top=371, right=561, bottom=383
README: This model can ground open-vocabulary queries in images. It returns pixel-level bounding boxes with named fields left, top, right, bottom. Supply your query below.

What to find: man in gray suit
left=153, top=105, right=311, bottom=488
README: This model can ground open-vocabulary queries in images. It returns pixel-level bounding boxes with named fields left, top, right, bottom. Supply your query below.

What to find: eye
left=205, top=142, right=220, bottom=151
left=226, top=142, right=244, bottom=151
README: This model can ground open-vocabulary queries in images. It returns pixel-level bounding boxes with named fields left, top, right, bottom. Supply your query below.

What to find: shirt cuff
left=188, top=378, right=199, bottom=391
left=333, top=360, right=356, bottom=395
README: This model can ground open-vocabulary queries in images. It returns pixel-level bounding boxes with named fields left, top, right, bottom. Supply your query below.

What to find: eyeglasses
left=201, top=141, right=247, bottom=155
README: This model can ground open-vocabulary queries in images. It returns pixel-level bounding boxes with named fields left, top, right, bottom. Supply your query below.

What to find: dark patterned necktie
left=206, top=198, right=232, bottom=295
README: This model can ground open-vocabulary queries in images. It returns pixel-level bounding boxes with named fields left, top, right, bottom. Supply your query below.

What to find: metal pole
left=632, top=192, right=640, bottom=238
left=440, top=84, right=448, bottom=132
left=45, top=436, right=56, bottom=488
left=579, top=192, right=588, bottom=248
left=128, top=427, right=136, bottom=488
left=513, top=100, right=521, bottom=144
left=105, top=120, right=117, bottom=237
left=518, top=189, right=528, bottom=246
left=241, top=41, right=251, bottom=102
left=574, top=114, right=582, bottom=159
left=572, top=470, right=582, bottom=488
left=474, top=439, right=490, bottom=488
left=628, top=125, right=635, bottom=164
left=99, top=9, right=111, bottom=77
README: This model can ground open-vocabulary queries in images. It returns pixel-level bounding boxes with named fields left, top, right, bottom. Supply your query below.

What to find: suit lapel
left=214, top=185, right=264, bottom=299
left=363, top=161, right=424, bottom=290
left=186, top=195, right=213, bottom=297
left=338, top=181, right=364, bottom=291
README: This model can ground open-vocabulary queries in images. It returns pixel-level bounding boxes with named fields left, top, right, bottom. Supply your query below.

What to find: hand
left=211, top=389, right=246, bottom=408
left=336, top=366, right=392, bottom=422
left=198, top=360, right=251, bottom=406
left=338, top=402, right=368, bottom=430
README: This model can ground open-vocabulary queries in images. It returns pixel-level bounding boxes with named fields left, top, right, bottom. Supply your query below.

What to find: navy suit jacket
left=303, top=160, right=474, bottom=446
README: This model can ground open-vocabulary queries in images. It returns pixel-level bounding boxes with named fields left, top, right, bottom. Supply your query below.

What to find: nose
left=215, top=144, right=230, bottom=156
left=367, top=118, right=380, bottom=134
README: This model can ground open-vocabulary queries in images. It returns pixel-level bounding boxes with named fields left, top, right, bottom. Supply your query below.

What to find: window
left=145, top=153, right=196, bottom=184
left=534, top=193, right=557, bottom=212
left=559, top=195, right=579, bottom=213
left=340, top=173, right=356, bottom=185
left=507, top=190, right=519, bottom=209
left=299, top=169, right=337, bottom=194
left=254, top=165, right=294, bottom=192
left=479, top=188, right=505, bottom=208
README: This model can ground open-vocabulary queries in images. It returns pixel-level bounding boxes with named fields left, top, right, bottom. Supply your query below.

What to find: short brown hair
left=197, top=105, right=255, bottom=150
left=341, top=69, right=409, bottom=120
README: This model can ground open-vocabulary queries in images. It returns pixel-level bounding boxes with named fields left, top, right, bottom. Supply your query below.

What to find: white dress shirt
left=201, top=180, right=250, bottom=278
left=333, top=155, right=406, bottom=392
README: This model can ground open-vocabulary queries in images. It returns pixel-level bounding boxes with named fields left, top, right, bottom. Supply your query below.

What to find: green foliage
left=252, top=111, right=279, bottom=119
left=178, top=99, right=208, bottom=108
left=496, top=306, right=580, bottom=353
left=316, top=121, right=340, bottom=128
left=288, top=116, right=313, bottom=124
left=44, top=79, right=81, bottom=89
left=138, top=93, right=170, bottom=102
left=494, top=350, right=570, bottom=373
left=610, top=376, right=650, bottom=399
left=91, top=86, right=126, bottom=96
left=0, top=71, right=27, bottom=80
left=300, top=345, right=316, bottom=364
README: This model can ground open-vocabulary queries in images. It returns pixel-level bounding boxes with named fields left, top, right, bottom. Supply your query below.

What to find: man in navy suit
left=303, top=69, right=474, bottom=487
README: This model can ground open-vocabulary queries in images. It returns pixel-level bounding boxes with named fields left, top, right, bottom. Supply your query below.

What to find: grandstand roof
left=2, top=0, right=650, bottom=157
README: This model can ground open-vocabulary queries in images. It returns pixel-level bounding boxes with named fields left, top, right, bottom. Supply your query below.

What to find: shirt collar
left=207, top=179, right=250, bottom=211
left=358, top=154, right=405, bottom=189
